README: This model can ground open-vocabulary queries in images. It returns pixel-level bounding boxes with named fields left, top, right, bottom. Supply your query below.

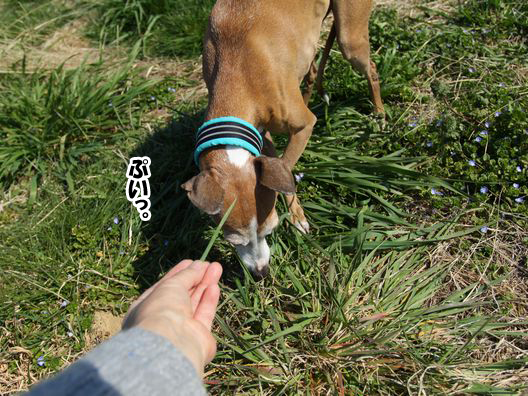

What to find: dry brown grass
left=376, top=0, right=456, bottom=17
left=428, top=218, right=528, bottom=371
left=0, top=19, right=106, bottom=72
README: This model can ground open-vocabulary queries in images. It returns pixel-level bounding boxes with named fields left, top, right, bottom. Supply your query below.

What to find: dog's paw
left=294, top=219, right=310, bottom=234
left=287, top=195, right=309, bottom=234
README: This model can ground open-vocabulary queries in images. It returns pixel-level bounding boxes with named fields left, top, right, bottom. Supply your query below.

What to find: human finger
left=191, top=284, right=207, bottom=314
left=190, top=262, right=222, bottom=312
left=161, top=259, right=195, bottom=279
left=193, top=284, right=221, bottom=330
left=167, top=260, right=210, bottom=290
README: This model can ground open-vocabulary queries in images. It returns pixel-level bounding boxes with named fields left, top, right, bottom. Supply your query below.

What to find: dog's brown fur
left=183, top=0, right=384, bottom=276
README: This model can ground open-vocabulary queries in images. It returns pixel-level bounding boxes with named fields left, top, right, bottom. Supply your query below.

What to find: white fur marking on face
left=226, top=146, right=250, bottom=168
left=233, top=217, right=271, bottom=272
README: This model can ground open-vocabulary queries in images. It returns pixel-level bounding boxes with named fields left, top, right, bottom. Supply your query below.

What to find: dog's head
left=182, top=147, right=295, bottom=277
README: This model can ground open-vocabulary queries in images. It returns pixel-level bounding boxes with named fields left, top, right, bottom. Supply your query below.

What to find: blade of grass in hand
left=200, top=198, right=237, bottom=261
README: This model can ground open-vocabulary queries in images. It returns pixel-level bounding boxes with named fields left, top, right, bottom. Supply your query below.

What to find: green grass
left=90, top=0, right=216, bottom=57
left=0, top=0, right=79, bottom=43
left=0, top=44, right=157, bottom=190
left=1, top=0, right=527, bottom=394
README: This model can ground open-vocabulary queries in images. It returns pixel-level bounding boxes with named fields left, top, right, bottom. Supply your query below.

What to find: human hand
left=122, top=260, right=222, bottom=376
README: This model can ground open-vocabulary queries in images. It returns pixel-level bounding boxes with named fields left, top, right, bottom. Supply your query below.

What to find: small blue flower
left=513, top=183, right=520, bottom=189
left=517, top=166, right=523, bottom=172
left=468, top=160, right=476, bottom=167
left=107, top=226, right=112, bottom=231
left=480, top=226, right=488, bottom=233
left=163, top=240, right=169, bottom=247
left=479, top=186, right=488, bottom=194
left=37, top=356, right=46, bottom=367
left=435, top=119, right=443, bottom=127
left=426, top=141, right=433, bottom=147
left=515, top=197, right=525, bottom=204
left=468, top=67, right=475, bottom=73
left=119, top=250, right=125, bottom=255
left=475, top=136, right=482, bottom=143
left=67, top=331, right=74, bottom=337
left=498, top=82, right=506, bottom=88
left=295, top=173, right=305, bottom=183
left=484, top=121, right=491, bottom=128
left=450, top=151, right=456, bottom=156
left=480, top=130, right=488, bottom=136
left=150, top=96, right=156, bottom=101
left=463, top=29, right=469, bottom=34
left=409, top=122, right=417, bottom=128
left=494, top=111, right=501, bottom=117
left=114, top=216, right=119, bottom=225
left=60, top=300, right=69, bottom=308
left=167, top=87, right=176, bottom=93
left=431, top=188, right=443, bottom=196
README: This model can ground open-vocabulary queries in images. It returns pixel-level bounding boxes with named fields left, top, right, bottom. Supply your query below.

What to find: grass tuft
left=91, top=0, right=215, bottom=57
left=0, top=42, right=158, bottom=190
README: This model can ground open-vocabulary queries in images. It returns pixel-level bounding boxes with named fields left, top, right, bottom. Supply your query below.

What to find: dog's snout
left=235, top=237, right=271, bottom=277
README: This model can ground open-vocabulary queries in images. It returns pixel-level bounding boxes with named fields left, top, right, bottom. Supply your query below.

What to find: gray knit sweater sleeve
left=28, top=328, right=207, bottom=395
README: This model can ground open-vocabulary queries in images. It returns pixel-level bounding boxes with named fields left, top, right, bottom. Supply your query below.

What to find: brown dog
left=182, top=0, right=384, bottom=277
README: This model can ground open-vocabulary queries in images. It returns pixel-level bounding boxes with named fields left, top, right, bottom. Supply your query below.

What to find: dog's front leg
left=282, top=117, right=314, bottom=233
left=262, top=129, right=312, bottom=234
left=281, top=109, right=317, bottom=170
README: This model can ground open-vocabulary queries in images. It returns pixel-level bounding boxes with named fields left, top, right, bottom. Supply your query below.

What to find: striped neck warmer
left=194, top=116, right=263, bottom=166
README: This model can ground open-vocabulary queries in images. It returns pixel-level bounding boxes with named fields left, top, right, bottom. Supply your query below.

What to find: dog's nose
left=251, top=265, right=269, bottom=280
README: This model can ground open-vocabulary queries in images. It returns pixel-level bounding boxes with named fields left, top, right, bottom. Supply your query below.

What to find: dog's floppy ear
left=255, top=156, right=296, bottom=195
left=181, top=170, right=224, bottom=215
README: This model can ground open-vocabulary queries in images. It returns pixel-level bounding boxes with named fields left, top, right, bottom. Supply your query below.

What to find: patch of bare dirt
left=0, top=19, right=119, bottom=72
left=84, top=310, right=124, bottom=349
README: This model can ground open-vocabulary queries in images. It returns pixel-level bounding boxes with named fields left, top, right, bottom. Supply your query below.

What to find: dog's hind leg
left=315, top=23, right=336, bottom=104
left=302, top=23, right=336, bottom=106
left=302, top=60, right=318, bottom=105
left=332, top=0, right=384, bottom=114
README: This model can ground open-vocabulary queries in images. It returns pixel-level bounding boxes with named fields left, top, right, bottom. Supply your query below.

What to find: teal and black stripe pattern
left=194, top=116, right=263, bottom=165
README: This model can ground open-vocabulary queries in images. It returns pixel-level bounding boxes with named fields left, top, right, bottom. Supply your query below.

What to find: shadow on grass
left=129, top=110, right=244, bottom=291
left=127, top=74, right=384, bottom=292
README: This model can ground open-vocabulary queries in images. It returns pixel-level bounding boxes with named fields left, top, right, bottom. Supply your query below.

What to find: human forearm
left=28, top=328, right=206, bottom=396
